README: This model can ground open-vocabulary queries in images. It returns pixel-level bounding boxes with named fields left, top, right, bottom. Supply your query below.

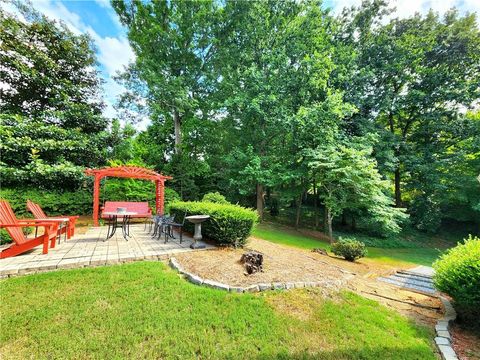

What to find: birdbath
left=185, top=215, right=210, bottom=249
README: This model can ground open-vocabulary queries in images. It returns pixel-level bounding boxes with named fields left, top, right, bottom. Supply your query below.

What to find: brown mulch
left=175, top=238, right=444, bottom=326
left=451, top=323, right=480, bottom=360
left=176, top=238, right=354, bottom=288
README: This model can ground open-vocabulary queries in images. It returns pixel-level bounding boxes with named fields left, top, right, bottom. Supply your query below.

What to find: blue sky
left=2, top=0, right=479, bottom=125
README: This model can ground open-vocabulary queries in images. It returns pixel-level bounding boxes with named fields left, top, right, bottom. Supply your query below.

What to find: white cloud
left=330, top=0, right=479, bottom=20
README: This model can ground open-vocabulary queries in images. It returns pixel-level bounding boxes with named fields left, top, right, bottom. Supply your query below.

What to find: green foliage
left=331, top=238, right=368, bottom=262
left=433, top=236, right=480, bottom=320
left=201, top=192, right=229, bottom=204
left=169, top=201, right=258, bottom=247
left=0, top=6, right=110, bottom=190
left=339, top=3, right=480, bottom=231
left=0, top=187, right=92, bottom=218
left=309, top=142, right=408, bottom=238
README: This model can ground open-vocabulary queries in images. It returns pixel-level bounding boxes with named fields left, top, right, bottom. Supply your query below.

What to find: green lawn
left=253, top=223, right=445, bottom=266
left=0, top=262, right=436, bottom=359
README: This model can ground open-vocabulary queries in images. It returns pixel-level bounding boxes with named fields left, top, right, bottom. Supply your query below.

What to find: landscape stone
left=272, top=282, right=285, bottom=290
left=285, top=282, right=295, bottom=290
left=203, top=279, right=229, bottom=291
left=186, top=273, right=203, bottom=285
left=243, top=285, right=260, bottom=293
left=437, top=330, right=451, bottom=339
left=435, top=324, right=448, bottom=332
left=435, top=337, right=450, bottom=346
left=258, top=283, right=271, bottom=291
left=229, top=286, right=244, bottom=293
left=438, top=345, right=458, bottom=360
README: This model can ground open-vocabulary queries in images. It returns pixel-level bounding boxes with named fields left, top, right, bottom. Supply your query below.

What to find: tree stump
left=240, top=251, right=263, bottom=275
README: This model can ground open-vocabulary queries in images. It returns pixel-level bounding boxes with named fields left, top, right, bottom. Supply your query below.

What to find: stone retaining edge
left=435, top=296, right=458, bottom=360
left=169, top=256, right=339, bottom=293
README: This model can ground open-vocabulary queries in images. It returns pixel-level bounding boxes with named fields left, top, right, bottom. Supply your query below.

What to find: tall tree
left=339, top=2, right=480, bottom=230
left=0, top=4, right=109, bottom=189
left=112, top=0, right=219, bottom=155
left=308, top=141, right=407, bottom=241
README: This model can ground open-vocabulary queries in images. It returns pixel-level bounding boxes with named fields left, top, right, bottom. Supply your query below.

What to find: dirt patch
left=175, top=238, right=443, bottom=326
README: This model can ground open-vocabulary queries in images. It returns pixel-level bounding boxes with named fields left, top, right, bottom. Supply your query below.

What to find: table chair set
left=147, top=212, right=186, bottom=244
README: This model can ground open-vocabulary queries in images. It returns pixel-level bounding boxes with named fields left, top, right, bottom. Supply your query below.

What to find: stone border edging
left=169, top=257, right=342, bottom=293
left=435, top=296, right=458, bottom=360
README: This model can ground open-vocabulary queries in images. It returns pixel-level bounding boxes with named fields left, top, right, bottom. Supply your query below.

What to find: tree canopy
left=1, top=0, right=479, bottom=239
left=0, top=5, right=110, bottom=189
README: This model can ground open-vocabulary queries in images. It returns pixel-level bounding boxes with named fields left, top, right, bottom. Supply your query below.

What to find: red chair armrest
left=0, top=222, right=57, bottom=228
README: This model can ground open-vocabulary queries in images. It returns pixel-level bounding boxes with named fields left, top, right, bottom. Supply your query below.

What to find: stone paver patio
left=0, top=224, right=214, bottom=278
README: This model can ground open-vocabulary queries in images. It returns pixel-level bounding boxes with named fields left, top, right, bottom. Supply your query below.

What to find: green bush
left=201, top=192, right=230, bottom=204
left=433, top=236, right=480, bottom=320
left=169, top=201, right=258, bottom=247
left=0, top=187, right=92, bottom=217
left=331, top=238, right=367, bottom=262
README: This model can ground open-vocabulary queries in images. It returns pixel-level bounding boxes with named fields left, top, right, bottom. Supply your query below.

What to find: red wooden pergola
left=85, top=166, right=172, bottom=226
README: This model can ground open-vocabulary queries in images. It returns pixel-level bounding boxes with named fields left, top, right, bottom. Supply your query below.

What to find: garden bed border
left=169, top=257, right=345, bottom=293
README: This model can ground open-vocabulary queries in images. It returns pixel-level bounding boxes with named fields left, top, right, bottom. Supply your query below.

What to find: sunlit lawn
left=252, top=223, right=444, bottom=266
left=0, top=262, right=436, bottom=359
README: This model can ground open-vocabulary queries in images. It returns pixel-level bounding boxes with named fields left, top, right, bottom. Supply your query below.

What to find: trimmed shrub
left=331, top=238, right=367, bottom=262
left=433, top=236, right=480, bottom=320
left=169, top=201, right=258, bottom=247
left=0, top=187, right=92, bottom=217
left=201, top=192, right=230, bottom=204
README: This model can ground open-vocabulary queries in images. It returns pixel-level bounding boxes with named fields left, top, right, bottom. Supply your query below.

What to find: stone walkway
left=378, top=265, right=436, bottom=294
left=0, top=224, right=214, bottom=277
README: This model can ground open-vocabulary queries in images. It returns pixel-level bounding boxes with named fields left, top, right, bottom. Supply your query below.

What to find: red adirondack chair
left=27, top=200, right=79, bottom=239
left=0, top=200, right=59, bottom=258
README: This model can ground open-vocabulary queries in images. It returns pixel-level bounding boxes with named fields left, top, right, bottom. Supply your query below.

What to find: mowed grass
left=252, top=223, right=444, bottom=266
left=0, top=262, right=435, bottom=359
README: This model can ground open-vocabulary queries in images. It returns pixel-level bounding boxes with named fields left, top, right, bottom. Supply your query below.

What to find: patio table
left=34, top=217, right=69, bottom=243
left=103, top=211, right=137, bottom=241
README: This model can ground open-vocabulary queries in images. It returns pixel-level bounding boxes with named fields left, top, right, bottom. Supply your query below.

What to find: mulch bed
left=175, top=238, right=353, bottom=288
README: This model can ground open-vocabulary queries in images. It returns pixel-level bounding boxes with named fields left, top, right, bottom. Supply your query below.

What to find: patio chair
left=151, top=215, right=167, bottom=237
left=27, top=200, right=79, bottom=239
left=164, top=211, right=187, bottom=244
left=0, top=200, right=59, bottom=258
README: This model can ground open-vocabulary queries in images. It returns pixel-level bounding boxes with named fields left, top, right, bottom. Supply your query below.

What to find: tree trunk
left=394, top=167, right=402, bottom=207
left=351, top=215, right=356, bottom=231
left=323, top=206, right=328, bottom=235
left=326, top=207, right=333, bottom=243
left=313, top=179, right=319, bottom=229
left=295, top=193, right=302, bottom=230
left=256, top=183, right=264, bottom=222
left=341, top=212, right=347, bottom=226
left=173, top=109, right=182, bottom=154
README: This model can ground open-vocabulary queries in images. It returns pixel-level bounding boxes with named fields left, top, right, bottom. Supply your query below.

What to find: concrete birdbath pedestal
left=185, top=215, right=210, bottom=249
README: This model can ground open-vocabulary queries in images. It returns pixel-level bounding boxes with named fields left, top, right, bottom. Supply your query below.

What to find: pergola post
left=93, top=175, right=101, bottom=226
left=155, top=180, right=165, bottom=215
